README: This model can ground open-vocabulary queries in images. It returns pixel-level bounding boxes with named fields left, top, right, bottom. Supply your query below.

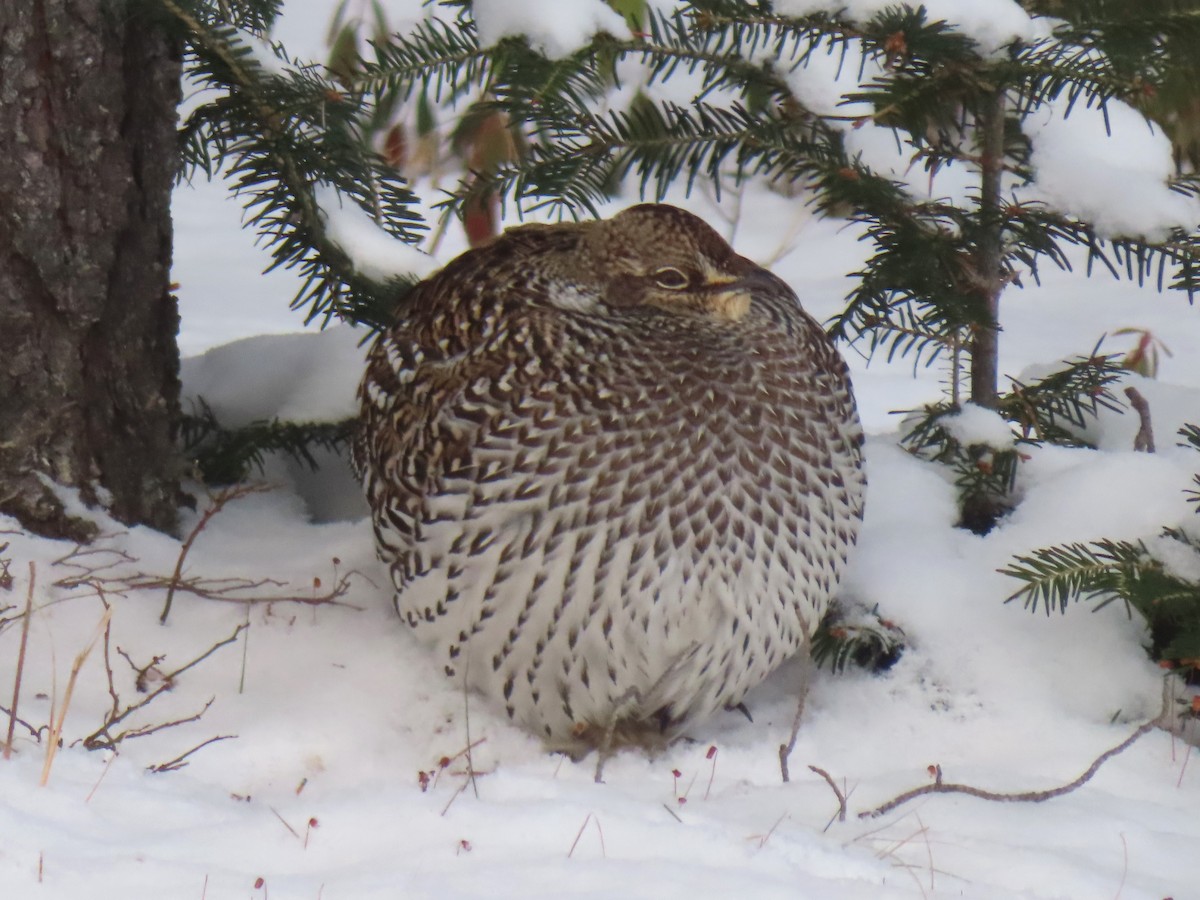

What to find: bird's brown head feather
left=499, top=204, right=786, bottom=322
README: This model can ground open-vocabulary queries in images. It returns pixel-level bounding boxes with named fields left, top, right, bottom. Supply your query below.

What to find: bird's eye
left=652, top=266, right=689, bottom=290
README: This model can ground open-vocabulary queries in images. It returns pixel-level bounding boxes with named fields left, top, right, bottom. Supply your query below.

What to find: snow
left=1146, top=532, right=1200, bottom=584
left=1024, top=96, right=1200, bottom=240
left=317, top=185, right=440, bottom=285
left=181, top=326, right=366, bottom=426
left=774, top=0, right=1049, bottom=55
left=472, top=0, right=629, bottom=57
left=4, top=0, right=1200, bottom=897
left=938, top=403, right=1016, bottom=449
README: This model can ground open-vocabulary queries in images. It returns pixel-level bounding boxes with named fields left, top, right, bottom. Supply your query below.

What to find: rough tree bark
left=0, top=0, right=183, bottom=540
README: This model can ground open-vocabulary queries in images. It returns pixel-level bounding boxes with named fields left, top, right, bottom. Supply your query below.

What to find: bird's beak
left=704, top=264, right=778, bottom=322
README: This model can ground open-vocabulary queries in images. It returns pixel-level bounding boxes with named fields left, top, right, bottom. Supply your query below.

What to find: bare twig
left=101, top=618, right=122, bottom=720
left=779, top=627, right=815, bottom=783
left=51, top=542, right=136, bottom=585
left=4, top=562, right=35, bottom=760
left=160, top=484, right=271, bottom=623
left=81, top=624, right=246, bottom=751
left=858, top=722, right=1156, bottom=819
left=88, top=695, right=218, bottom=752
left=148, top=734, right=236, bottom=773
left=147, top=573, right=364, bottom=609
left=60, top=568, right=365, bottom=610
left=0, top=704, right=42, bottom=742
left=117, top=647, right=168, bottom=694
left=50, top=535, right=367, bottom=621
left=1124, top=387, right=1155, bottom=453
left=809, top=765, right=847, bottom=829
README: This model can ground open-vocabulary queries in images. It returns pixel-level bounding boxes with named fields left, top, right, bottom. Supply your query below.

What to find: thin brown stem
left=4, top=562, right=35, bottom=760
left=1124, top=387, right=1155, bottom=453
left=81, top=624, right=246, bottom=751
left=779, top=624, right=814, bottom=783
left=809, top=765, right=847, bottom=828
left=147, top=734, right=236, bottom=773
left=160, top=484, right=270, bottom=623
left=859, top=722, right=1155, bottom=819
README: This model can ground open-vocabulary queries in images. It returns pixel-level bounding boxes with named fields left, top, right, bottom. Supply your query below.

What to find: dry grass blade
left=41, top=604, right=113, bottom=785
left=567, top=813, right=606, bottom=858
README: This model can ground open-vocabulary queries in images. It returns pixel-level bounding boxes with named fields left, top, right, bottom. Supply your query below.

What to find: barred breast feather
left=354, top=204, right=865, bottom=756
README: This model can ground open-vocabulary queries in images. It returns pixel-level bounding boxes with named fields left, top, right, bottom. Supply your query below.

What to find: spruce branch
left=999, top=348, right=1124, bottom=445
left=158, top=0, right=424, bottom=330
left=181, top=398, right=356, bottom=485
left=1001, top=539, right=1150, bottom=616
left=1182, top=424, right=1200, bottom=508
left=444, top=98, right=842, bottom=219
left=363, top=12, right=490, bottom=104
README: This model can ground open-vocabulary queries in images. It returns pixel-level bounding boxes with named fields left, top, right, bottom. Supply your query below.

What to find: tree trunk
left=0, top=0, right=183, bottom=540
left=969, top=88, right=1007, bottom=410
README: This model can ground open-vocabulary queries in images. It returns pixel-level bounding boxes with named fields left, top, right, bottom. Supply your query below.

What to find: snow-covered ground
left=3, top=2, right=1200, bottom=897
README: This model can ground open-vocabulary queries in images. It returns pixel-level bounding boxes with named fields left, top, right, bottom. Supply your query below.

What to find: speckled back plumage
left=355, top=204, right=865, bottom=754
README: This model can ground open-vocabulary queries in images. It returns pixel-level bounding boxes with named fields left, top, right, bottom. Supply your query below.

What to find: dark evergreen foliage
left=181, top=399, right=355, bottom=485
left=335, top=0, right=1200, bottom=438
left=158, top=0, right=1200, bottom=367
left=1003, top=425, right=1200, bottom=670
left=812, top=601, right=906, bottom=673
left=156, top=1, right=1200, bottom=607
left=898, top=351, right=1125, bottom=532
left=157, top=0, right=425, bottom=331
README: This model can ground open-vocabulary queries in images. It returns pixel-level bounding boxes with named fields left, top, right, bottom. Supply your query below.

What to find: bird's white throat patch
left=548, top=284, right=603, bottom=314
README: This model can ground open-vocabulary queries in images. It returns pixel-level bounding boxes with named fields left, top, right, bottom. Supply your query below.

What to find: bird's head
left=583, top=204, right=784, bottom=322
left=500, top=204, right=786, bottom=321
